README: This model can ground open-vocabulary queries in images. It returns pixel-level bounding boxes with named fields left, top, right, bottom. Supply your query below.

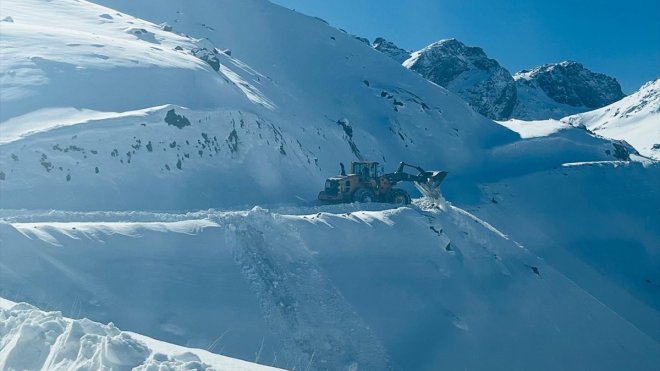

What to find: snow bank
left=2, top=204, right=659, bottom=370
left=495, top=118, right=570, bottom=138
left=0, top=302, right=279, bottom=370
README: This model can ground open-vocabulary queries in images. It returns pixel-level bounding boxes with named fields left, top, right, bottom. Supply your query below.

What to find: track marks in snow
left=226, top=212, right=389, bottom=371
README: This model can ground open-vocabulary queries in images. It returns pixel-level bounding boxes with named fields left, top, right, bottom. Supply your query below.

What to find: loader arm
left=385, top=162, right=448, bottom=185
left=384, top=162, right=448, bottom=199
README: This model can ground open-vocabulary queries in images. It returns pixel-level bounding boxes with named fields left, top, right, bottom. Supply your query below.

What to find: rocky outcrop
left=512, top=61, right=625, bottom=119
left=373, top=37, right=410, bottom=64
left=403, top=38, right=517, bottom=120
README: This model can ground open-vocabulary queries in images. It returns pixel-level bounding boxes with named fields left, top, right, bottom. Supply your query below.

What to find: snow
left=472, top=161, right=660, bottom=341
left=0, top=0, right=658, bottom=369
left=563, top=79, right=660, bottom=159
left=0, top=106, right=167, bottom=144
left=0, top=302, right=281, bottom=370
left=495, top=118, right=571, bottom=138
left=2, top=204, right=660, bottom=370
left=512, top=80, right=588, bottom=119
left=511, top=61, right=624, bottom=120
left=12, top=219, right=220, bottom=246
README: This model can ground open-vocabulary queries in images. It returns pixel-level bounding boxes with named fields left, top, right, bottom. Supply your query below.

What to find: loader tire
left=388, top=188, right=411, bottom=205
left=352, top=188, right=376, bottom=203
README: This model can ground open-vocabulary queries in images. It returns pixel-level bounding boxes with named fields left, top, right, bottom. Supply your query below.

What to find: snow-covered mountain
left=0, top=1, right=658, bottom=370
left=374, top=39, right=625, bottom=121
left=513, top=61, right=626, bottom=119
left=563, top=78, right=660, bottom=159
left=402, top=38, right=517, bottom=120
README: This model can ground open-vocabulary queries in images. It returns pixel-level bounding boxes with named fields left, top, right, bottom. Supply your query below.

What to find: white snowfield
left=563, top=78, right=660, bottom=160
left=494, top=118, right=571, bottom=139
left=496, top=79, right=659, bottom=159
left=1, top=204, right=659, bottom=370
left=0, top=300, right=281, bottom=371
left=0, top=0, right=658, bottom=370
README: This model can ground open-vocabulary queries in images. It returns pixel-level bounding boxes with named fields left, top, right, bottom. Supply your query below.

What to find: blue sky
left=271, top=0, right=659, bottom=93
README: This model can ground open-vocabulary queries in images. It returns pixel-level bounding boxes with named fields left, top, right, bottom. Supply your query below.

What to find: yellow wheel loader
left=318, top=161, right=448, bottom=204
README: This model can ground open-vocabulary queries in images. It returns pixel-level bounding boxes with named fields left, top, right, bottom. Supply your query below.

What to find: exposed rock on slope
left=403, top=38, right=517, bottom=120
left=513, top=61, right=625, bottom=119
left=373, top=37, right=625, bottom=121
left=373, top=37, right=410, bottom=63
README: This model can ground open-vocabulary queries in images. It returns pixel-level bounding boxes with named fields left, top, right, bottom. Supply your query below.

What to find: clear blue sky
left=271, top=0, right=659, bottom=93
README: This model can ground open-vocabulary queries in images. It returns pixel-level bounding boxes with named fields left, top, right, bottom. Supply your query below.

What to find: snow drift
left=0, top=300, right=280, bottom=370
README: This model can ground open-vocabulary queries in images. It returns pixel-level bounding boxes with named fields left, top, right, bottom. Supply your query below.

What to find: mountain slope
left=1, top=204, right=659, bottom=370
left=1, top=0, right=632, bottom=210
left=0, top=1, right=658, bottom=370
left=563, top=79, right=660, bottom=159
left=402, top=38, right=517, bottom=120
left=373, top=37, right=410, bottom=63
left=1, top=0, right=527, bottom=210
left=372, top=38, right=625, bottom=121
left=513, top=61, right=626, bottom=120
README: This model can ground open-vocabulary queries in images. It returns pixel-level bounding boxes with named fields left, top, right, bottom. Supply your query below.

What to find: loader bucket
left=414, top=170, right=448, bottom=199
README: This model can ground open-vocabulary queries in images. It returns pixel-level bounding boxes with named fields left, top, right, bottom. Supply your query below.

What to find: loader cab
left=351, top=161, right=383, bottom=179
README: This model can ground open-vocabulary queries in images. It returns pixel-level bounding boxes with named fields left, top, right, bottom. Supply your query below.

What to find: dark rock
left=352, top=35, right=370, bottom=45
left=373, top=37, right=410, bottom=63
left=512, top=61, right=625, bottom=119
left=164, top=109, right=191, bottom=129
left=404, top=39, right=517, bottom=120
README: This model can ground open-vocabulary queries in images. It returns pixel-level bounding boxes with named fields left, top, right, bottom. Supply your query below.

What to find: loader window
left=361, top=167, right=370, bottom=178
left=351, top=163, right=361, bottom=175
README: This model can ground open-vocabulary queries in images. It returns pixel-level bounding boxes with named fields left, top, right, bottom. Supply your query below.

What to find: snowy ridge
left=402, top=38, right=517, bottom=120
left=0, top=0, right=525, bottom=210
left=374, top=37, right=624, bottom=121
left=373, top=37, right=410, bottom=64
left=563, top=78, right=660, bottom=159
left=2, top=204, right=659, bottom=370
left=0, top=301, right=280, bottom=370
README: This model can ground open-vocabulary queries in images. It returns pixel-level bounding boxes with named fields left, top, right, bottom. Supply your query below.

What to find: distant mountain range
left=374, top=37, right=626, bottom=121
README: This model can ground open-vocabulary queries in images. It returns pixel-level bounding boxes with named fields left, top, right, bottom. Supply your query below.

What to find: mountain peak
left=513, top=61, right=624, bottom=113
left=404, top=38, right=516, bottom=120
